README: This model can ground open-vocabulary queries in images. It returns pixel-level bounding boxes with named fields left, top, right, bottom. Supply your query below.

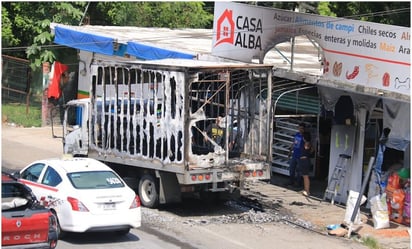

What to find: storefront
left=211, top=2, right=410, bottom=206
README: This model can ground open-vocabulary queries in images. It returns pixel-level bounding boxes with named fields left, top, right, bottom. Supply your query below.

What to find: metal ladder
left=323, top=154, right=351, bottom=205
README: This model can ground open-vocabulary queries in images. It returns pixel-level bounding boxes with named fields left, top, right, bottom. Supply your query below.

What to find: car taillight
left=67, top=197, right=89, bottom=212
left=130, top=195, right=141, bottom=209
left=49, top=213, right=57, bottom=229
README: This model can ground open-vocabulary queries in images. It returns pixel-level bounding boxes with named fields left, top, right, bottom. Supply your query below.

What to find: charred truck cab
left=63, top=59, right=273, bottom=208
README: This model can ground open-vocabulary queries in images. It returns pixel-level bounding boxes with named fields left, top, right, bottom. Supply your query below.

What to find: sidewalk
left=246, top=176, right=411, bottom=249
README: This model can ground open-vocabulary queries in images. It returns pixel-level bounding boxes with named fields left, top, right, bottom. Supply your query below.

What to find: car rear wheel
left=49, top=213, right=59, bottom=249
left=138, top=174, right=159, bottom=208
left=54, top=213, right=66, bottom=239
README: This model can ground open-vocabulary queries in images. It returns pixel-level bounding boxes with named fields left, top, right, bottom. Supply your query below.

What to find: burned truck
left=63, top=58, right=273, bottom=207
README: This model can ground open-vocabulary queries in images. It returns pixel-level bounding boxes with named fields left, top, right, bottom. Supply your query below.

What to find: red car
left=2, top=172, right=58, bottom=249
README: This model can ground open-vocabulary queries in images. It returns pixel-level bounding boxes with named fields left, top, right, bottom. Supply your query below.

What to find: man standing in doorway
left=287, top=123, right=306, bottom=187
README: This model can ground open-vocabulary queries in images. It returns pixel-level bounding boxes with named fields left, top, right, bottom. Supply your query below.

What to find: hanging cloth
left=47, top=61, right=68, bottom=100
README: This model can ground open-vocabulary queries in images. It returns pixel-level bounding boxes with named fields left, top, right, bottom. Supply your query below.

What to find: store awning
left=53, top=24, right=195, bottom=60
left=54, top=25, right=116, bottom=56
left=126, top=41, right=194, bottom=60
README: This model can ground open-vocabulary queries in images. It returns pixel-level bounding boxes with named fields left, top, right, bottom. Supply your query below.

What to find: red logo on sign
left=215, top=9, right=235, bottom=47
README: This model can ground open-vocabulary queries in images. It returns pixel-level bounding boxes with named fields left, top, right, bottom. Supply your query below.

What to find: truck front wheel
left=138, top=174, right=159, bottom=208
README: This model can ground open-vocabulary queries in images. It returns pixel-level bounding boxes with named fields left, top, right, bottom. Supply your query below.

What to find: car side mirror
left=11, top=171, right=21, bottom=179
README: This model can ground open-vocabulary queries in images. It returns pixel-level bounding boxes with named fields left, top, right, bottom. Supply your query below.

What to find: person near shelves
left=299, top=131, right=315, bottom=196
left=287, top=123, right=306, bottom=187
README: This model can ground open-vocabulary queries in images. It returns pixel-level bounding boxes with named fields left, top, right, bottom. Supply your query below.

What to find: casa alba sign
left=214, top=9, right=263, bottom=50
left=212, top=2, right=410, bottom=96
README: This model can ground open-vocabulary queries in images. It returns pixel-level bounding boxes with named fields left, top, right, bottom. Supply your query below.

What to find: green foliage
left=317, top=2, right=336, bottom=17
left=257, top=2, right=298, bottom=11
left=1, top=6, right=19, bottom=47
left=2, top=2, right=86, bottom=70
left=95, top=2, right=135, bottom=25
left=256, top=2, right=410, bottom=26
left=327, top=2, right=410, bottom=27
left=2, top=1, right=214, bottom=71
left=94, top=2, right=213, bottom=28
left=2, top=103, right=42, bottom=127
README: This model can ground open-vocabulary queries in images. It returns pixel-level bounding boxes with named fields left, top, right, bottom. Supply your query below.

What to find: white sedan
left=16, top=157, right=141, bottom=236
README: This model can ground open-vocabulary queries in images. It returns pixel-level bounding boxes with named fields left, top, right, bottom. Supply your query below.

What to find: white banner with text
left=212, top=2, right=410, bottom=96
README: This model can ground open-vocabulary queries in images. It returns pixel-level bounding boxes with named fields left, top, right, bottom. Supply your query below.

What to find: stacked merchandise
left=385, top=168, right=410, bottom=226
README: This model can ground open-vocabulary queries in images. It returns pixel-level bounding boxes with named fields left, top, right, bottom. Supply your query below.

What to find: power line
left=343, top=7, right=410, bottom=20
left=79, top=2, right=91, bottom=26
left=2, top=44, right=72, bottom=52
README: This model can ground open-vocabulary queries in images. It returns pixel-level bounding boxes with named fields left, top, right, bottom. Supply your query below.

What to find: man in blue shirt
left=287, top=123, right=306, bottom=187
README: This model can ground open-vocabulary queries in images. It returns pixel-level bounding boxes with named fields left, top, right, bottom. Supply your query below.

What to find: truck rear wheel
left=138, top=174, right=159, bottom=208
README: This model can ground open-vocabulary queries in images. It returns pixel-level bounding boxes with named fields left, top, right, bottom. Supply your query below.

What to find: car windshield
left=67, top=171, right=125, bottom=189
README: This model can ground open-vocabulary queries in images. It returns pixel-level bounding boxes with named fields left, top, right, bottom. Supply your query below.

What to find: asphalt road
left=1, top=125, right=197, bottom=249
left=53, top=227, right=195, bottom=249
left=2, top=125, right=369, bottom=249
left=1, top=125, right=64, bottom=171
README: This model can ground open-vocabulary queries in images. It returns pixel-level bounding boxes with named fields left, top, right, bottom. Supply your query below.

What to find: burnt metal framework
left=89, top=61, right=272, bottom=168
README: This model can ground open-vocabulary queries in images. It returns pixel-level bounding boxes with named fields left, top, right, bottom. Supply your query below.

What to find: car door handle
left=11, top=214, right=25, bottom=218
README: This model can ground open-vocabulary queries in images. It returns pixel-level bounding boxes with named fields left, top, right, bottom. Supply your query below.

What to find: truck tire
left=138, top=174, right=159, bottom=208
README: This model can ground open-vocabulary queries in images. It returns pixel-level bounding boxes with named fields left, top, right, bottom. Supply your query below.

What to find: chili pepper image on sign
left=346, top=66, right=359, bottom=80
left=382, top=72, right=390, bottom=87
